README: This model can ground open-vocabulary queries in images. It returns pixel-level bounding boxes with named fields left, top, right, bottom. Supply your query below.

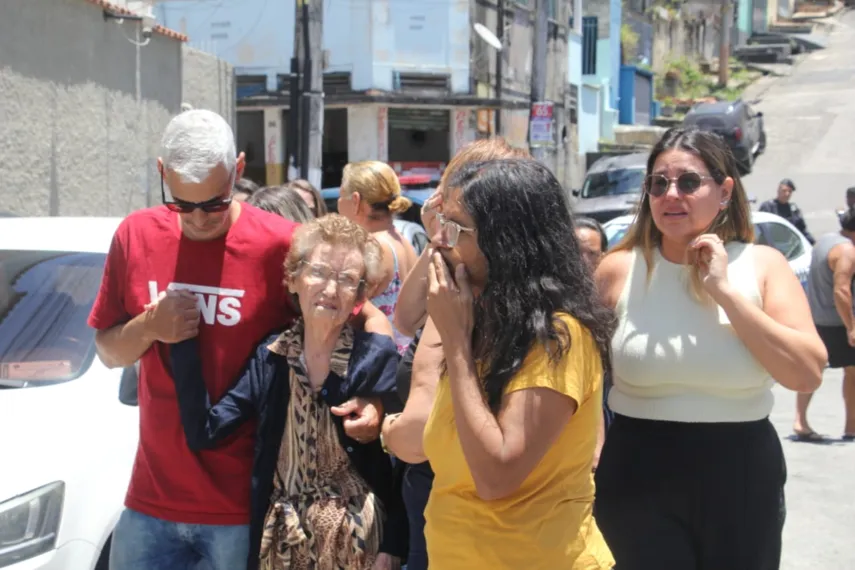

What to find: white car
left=602, top=210, right=812, bottom=289
left=0, top=217, right=138, bottom=570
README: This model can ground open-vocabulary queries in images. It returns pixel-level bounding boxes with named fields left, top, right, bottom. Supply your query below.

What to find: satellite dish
left=474, top=23, right=503, bottom=51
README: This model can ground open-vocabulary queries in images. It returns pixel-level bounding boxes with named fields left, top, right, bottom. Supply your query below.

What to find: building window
left=582, top=16, right=598, bottom=75
left=514, top=0, right=557, bottom=19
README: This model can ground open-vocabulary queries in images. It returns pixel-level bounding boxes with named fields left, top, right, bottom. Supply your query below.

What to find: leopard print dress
left=259, top=321, right=384, bottom=570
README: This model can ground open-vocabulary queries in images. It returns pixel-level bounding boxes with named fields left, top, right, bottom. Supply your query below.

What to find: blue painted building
left=576, top=0, right=621, bottom=154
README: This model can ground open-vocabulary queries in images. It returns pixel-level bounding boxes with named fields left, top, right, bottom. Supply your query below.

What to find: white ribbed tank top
left=610, top=242, right=774, bottom=423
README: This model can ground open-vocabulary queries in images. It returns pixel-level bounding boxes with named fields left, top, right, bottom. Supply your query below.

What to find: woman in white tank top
left=593, top=127, right=827, bottom=570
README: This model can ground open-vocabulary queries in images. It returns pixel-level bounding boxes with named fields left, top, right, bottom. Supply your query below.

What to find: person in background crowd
left=339, top=161, right=418, bottom=353
left=249, top=185, right=314, bottom=224
left=798, top=209, right=855, bottom=442
left=288, top=178, right=327, bottom=217
left=576, top=216, right=609, bottom=273
left=169, top=215, right=406, bottom=570
left=595, top=127, right=826, bottom=569
left=574, top=216, right=613, bottom=470
left=836, top=186, right=855, bottom=224
left=234, top=177, right=261, bottom=202
left=382, top=138, right=529, bottom=570
left=88, top=109, right=392, bottom=570
left=759, top=178, right=815, bottom=244
left=422, top=158, right=615, bottom=569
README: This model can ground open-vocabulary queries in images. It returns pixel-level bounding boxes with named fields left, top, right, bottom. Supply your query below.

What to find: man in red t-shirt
left=89, top=110, right=391, bottom=570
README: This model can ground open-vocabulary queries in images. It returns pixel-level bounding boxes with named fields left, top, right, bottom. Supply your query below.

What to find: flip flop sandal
left=792, top=430, right=828, bottom=442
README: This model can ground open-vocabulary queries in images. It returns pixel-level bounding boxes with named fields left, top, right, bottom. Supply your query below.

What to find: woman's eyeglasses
left=436, top=212, right=475, bottom=248
left=161, top=173, right=234, bottom=213
left=644, top=172, right=713, bottom=198
left=300, top=261, right=363, bottom=292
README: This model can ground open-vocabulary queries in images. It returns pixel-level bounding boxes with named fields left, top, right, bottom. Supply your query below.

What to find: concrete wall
left=650, top=13, right=720, bottom=73
left=579, top=82, right=602, bottom=155
left=347, top=106, right=386, bottom=163
left=182, top=46, right=235, bottom=126
left=0, top=0, right=182, bottom=217
left=568, top=32, right=583, bottom=87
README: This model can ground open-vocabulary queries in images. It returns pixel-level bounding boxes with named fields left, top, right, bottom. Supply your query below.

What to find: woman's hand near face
left=427, top=252, right=474, bottom=349
left=421, top=190, right=443, bottom=236
left=689, top=234, right=731, bottom=300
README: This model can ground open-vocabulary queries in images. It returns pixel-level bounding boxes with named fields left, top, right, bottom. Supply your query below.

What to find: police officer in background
left=760, top=178, right=815, bottom=244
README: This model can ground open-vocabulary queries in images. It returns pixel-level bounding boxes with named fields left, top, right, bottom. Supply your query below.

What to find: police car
left=602, top=210, right=812, bottom=290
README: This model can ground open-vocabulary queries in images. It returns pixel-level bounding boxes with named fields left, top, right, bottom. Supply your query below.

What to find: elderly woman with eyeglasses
left=168, top=214, right=406, bottom=570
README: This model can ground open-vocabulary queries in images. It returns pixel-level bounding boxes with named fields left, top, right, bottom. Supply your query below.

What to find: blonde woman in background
left=339, top=161, right=418, bottom=353
left=594, top=127, right=826, bottom=569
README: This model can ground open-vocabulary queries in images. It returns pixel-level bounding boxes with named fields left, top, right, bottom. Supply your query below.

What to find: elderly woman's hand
left=371, top=553, right=401, bottom=570
left=330, top=397, right=384, bottom=443
left=427, top=252, right=474, bottom=350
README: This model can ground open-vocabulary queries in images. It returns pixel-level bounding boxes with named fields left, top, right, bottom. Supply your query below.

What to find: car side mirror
left=119, top=362, right=139, bottom=407
left=755, top=111, right=763, bottom=118
left=571, top=188, right=580, bottom=197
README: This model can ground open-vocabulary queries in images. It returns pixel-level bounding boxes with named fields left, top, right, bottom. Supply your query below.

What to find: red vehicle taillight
left=733, top=126, right=743, bottom=141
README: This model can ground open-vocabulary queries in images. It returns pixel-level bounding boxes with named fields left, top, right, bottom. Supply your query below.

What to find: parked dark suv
left=682, top=99, right=766, bottom=174
left=571, top=153, right=647, bottom=224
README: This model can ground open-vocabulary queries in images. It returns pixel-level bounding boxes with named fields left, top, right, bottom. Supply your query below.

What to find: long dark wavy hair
left=446, top=159, right=616, bottom=413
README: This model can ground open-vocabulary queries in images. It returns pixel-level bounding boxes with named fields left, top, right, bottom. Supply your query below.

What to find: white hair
left=160, top=109, right=236, bottom=183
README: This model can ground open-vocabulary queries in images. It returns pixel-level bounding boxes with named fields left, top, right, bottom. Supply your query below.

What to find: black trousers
left=401, top=461, right=434, bottom=570
left=594, top=415, right=787, bottom=570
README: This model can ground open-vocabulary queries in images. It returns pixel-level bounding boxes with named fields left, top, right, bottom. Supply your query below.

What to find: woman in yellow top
left=422, top=157, right=617, bottom=569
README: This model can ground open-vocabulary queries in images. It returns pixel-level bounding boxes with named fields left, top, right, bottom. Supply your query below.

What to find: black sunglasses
left=644, top=173, right=713, bottom=198
left=161, top=174, right=233, bottom=214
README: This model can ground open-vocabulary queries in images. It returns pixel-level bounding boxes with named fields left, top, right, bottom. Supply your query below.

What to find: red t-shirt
left=88, top=204, right=297, bottom=525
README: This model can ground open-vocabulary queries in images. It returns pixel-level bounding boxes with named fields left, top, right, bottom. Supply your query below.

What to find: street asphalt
left=742, top=9, right=855, bottom=569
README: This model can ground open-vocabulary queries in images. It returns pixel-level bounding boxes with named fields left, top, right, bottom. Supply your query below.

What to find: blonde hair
left=611, top=127, right=754, bottom=301
left=341, top=161, right=411, bottom=215
left=285, top=214, right=385, bottom=300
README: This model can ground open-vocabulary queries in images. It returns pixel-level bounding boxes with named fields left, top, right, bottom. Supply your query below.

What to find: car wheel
left=741, top=147, right=754, bottom=174
left=758, top=130, right=767, bottom=154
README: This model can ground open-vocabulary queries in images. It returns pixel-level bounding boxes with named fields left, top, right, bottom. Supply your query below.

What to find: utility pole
left=718, top=0, right=732, bottom=87
left=294, top=0, right=324, bottom=188
left=287, top=0, right=301, bottom=181
left=495, top=0, right=505, bottom=136
left=528, top=0, right=549, bottom=165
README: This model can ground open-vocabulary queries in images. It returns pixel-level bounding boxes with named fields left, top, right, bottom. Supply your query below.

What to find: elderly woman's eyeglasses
left=436, top=212, right=475, bottom=248
left=300, top=261, right=363, bottom=292
left=644, top=172, right=713, bottom=198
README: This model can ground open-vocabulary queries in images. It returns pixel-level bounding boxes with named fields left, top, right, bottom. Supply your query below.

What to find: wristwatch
left=379, top=413, right=401, bottom=456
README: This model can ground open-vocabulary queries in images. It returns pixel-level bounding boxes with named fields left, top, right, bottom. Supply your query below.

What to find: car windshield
left=605, top=223, right=632, bottom=249
left=0, top=250, right=105, bottom=388
left=582, top=168, right=645, bottom=199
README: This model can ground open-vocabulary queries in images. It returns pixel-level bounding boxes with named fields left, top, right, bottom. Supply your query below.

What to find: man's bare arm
left=830, top=245, right=855, bottom=331
left=394, top=247, right=433, bottom=337
left=95, top=312, right=155, bottom=369
left=96, top=290, right=200, bottom=369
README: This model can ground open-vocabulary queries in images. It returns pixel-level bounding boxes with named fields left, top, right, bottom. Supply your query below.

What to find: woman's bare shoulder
left=594, top=249, right=634, bottom=308
left=750, top=243, right=791, bottom=275
left=597, top=249, right=634, bottom=279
